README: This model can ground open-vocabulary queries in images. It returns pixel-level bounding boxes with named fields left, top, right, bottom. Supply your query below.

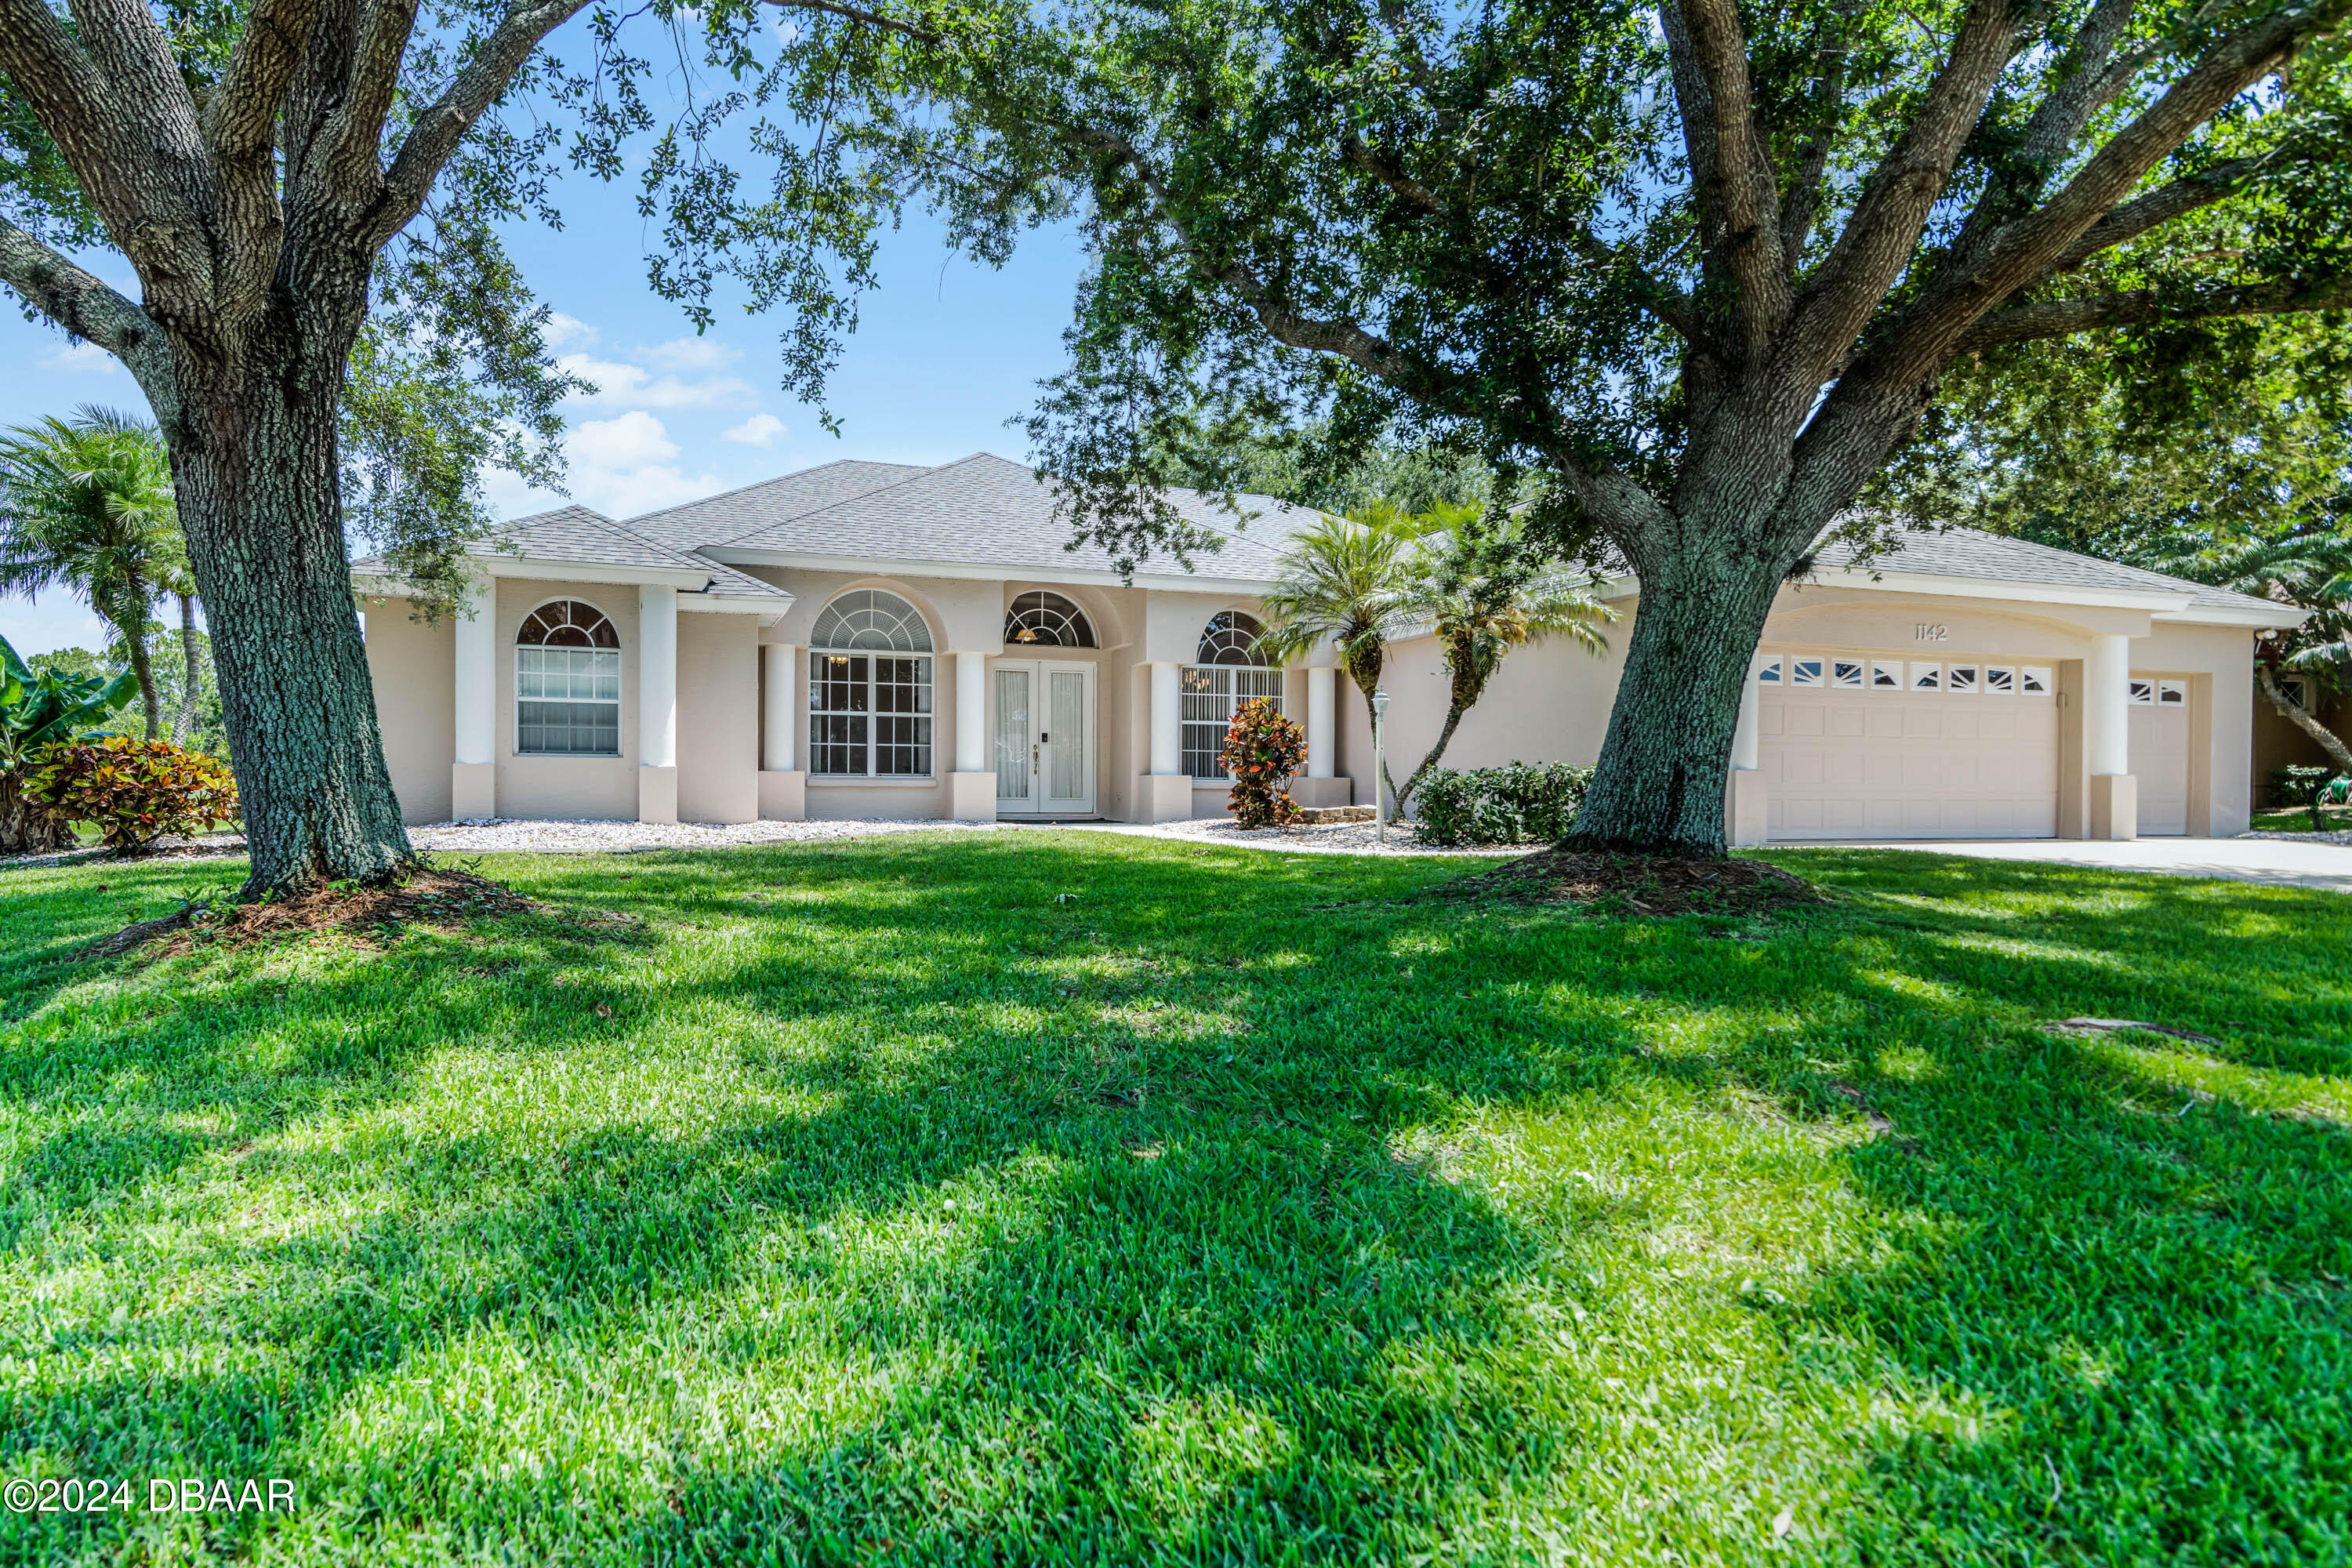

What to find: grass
left=2250, top=805, right=2347, bottom=833
left=1, top=834, right=2347, bottom=1566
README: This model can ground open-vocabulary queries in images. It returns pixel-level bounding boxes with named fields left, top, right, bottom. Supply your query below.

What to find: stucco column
left=1731, top=661, right=1762, bottom=771
left=949, top=651, right=993, bottom=821
left=1306, top=666, right=1335, bottom=779
left=2085, top=630, right=2136, bottom=840
left=761, top=643, right=796, bottom=771
left=638, top=583, right=678, bottom=824
left=1149, top=661, right=1181, bottom=775
left=1138, top=659, right=1189, bottom=824
left=450, top=575, right=495, bottom=821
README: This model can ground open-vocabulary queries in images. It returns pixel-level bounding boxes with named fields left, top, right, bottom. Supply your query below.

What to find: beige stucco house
left=354, top=452, right=2302, bottom=844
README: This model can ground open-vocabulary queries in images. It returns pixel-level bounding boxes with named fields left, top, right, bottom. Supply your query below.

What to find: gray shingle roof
left=353, top=503, right=789, bottom=602
left=627, top=452, right=1316, bottom=580
left=1815, top=525, right=2292, bottom=620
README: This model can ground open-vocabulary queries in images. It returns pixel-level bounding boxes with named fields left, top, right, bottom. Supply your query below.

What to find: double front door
left=995, top=660, right=1096, bottom=816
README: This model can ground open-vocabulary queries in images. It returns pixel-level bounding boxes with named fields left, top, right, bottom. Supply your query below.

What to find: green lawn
left=2, top=836, right=2348, bottom=1566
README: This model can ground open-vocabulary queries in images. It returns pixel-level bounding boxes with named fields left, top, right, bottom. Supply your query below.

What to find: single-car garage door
left=2129, top=677, right=2190, bottom=835
left=1759, top=651, right=2059, bottom=840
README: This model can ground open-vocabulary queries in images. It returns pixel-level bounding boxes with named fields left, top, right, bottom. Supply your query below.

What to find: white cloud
left=723, top=413, right=787, bottom=447
left=557, top=352, right=756, bottom=411
left=542, top=312, right=597, bottom=348
left=42, top=340, right=124, bottom=375
left=561, top=411, right=724, bottom=517
left=648, top=336, right=741, bottom=372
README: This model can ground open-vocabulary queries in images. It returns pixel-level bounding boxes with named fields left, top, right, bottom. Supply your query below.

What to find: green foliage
left=1218, top=696, right=1305, bottom=827
left=0, top=630, right=138, bottom=854
left=27, top=733, right=239, bottom=856
left=2270, top=765, right=2348, bottom=831
left=1414, top=761, right=1594, bottom=847
left=4, top=838, right=2350, bottom=1560
left=1252, top=510, right=1417, bottom=720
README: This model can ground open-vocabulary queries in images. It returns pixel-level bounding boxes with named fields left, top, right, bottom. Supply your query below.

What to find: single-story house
left=354, top=452, right=2305, bottom=843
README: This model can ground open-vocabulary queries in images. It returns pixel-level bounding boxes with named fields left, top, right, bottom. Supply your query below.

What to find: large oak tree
left=752, top=0, right=2352, bottom=853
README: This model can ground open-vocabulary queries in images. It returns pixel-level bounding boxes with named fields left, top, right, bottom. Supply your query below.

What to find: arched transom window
left=809, top=588, right=935, bottom=652
left=808, top=590, right=935, bottom=777
left=1182, top=610, right=1283, bottom=779
left=516, top=600, right=621, bottom=756
left=1004, top=590, right=1098, bottom=648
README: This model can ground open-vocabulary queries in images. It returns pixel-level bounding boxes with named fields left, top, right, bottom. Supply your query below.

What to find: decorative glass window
left=2020, top=666, right=2051, bottom=695
left=2280, top=676, right=2309, bottom=710
left=2128, top=678, right=2155, bottom=706
left=1985, top=666, right=2015, bottom=694
left=1832, top=659, right=1864, bottom=688
left=1910, top=662, right=1942, bottom=691
left=1756, top=655, right=1783, bottom=684
left=1003, top=590, right=1097, bottom=648
left=2158, top=679, right=2187, bottom=706
left=1791, top=657, right=1824, bottom=688
left=1947, top=664, right=1979, bottom=693
left=1182, top=612, right=1279, bottom=779
left=1871, top=660, right=1901, bottom=688
left=516, top=601, right=621, bottom=756
left=808, top=590, right=934, bottom=776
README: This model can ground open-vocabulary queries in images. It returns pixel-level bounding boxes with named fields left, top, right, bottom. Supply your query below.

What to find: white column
left=452, top=576, right=495, bottom=766
left=1731, top=659, right=1762, bottom=771
left=1306, top=666, right=1335, bottom=779
left=761, top=643, right=796, bottom=771
left=639, top=584, right=677, bottom=769
left=1149, top=661, right=1181, bottom=775
left=2085, top=631, right=2130, bottom=775
left=956, top=652, right=988, bottom=773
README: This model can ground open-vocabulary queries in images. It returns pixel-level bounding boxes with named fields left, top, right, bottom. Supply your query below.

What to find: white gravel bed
left=2240, top=828, right=2352, bottom=847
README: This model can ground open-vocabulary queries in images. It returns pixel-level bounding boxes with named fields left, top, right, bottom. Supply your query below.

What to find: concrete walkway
left=1781, top=837, right=2352, bottom=893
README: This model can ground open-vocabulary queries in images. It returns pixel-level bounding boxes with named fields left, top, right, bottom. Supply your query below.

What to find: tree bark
left=2257, top=664, right=2352, bottom=776
left=1392, top=630, right=1482, bottom=812
left=163, top=310, right=414, bottom=895
left=1563, top=530, right=1788, bottom=856
left=173, top=591, right=201, bottom=744
left=117, top=603, right=160, bottom=739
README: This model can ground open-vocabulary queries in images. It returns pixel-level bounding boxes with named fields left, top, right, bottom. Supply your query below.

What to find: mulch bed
left=82, top=866, right=539, bottom=960
left=1433, top=847, right=1828, bottom=916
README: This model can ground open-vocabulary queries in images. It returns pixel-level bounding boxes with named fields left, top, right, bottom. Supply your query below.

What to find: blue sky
left=1, top=114, right=1091, bottom=655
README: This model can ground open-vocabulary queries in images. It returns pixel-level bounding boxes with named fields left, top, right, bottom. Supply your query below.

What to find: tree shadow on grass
left=2, top=838, right=2349, bottom=1563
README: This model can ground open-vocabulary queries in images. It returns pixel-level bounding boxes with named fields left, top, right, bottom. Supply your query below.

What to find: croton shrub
left=29, top=735, right=241, bottom=855
left=1220, top=696, right=1306, bottom=828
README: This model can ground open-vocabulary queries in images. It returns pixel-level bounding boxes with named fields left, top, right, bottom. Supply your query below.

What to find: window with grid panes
left=514, top=601, right=621, bottom=756
left=807, top=591, right=934, bottom=777
left=1181, top=612, right=1283, bottom=779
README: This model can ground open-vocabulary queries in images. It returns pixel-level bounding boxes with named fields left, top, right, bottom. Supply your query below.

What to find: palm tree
left=1389, top=502, right=1615, bottom=813
left=2144, top=527, right=2352, bottom=776
left=0, top=407, right=182, bottom=739
left=1252, top=503, right=1419, bottom=742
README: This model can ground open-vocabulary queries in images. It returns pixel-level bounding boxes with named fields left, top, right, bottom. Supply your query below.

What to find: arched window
left=1194, top=610, right=1263, bottom=666
left=1182, top=610, right=1283, bottom=779
left=809, top=588, right=934, bottom=652
left=1003, top=590, right=1097, bottom=648
left=516, top=600, right=621, bottom=756
left=808, top=590, right=935, bottom=777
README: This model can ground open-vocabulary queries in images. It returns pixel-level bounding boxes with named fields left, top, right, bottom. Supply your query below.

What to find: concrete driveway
left=1780, top=837, right=2352, bottom=892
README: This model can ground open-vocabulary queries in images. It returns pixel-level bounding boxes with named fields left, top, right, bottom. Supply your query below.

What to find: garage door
left=2129, top=677, right=2190, bottom=835
left=1759, top=652, right=2059, bottom=840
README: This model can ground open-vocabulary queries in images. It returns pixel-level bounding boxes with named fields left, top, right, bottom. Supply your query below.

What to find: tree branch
left=0, top=216, right=178, bottom=418
left=764, top=0, right=945, bottom=46
left=1777, top=0, right=1866, bottom=267
left=1665, top=0, right=1789, bottom=340
left=0, top=0, right=188, bottom=260
left=1955, top=273, right=2352, bottom=350
left=2043, top=154, right=2269, bottom=273
left=203, top=0, right=328, bottom=168
left=369, top=0, right=594, bottom=247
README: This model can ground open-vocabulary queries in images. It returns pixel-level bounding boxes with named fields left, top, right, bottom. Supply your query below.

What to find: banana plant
left=1, top=631, right=138, bottom=854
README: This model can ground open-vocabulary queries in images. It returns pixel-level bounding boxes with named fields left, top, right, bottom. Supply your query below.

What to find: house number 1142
left=1915, top=622, right=1950, bottom=641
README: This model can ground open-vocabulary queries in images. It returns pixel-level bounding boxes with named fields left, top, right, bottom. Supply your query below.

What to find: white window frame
left=514, top=600, right=622, bottom=758
left=2279, top=676, right=2310, bottom=711
left=2157, top=678, right=2187, bottom=706
left=1181, top=665, right=1284, bottom=780
left=1791, top=656, right=1824, bottom=688
left=1947, top=662, right=1980, bottom=694
left=1910, top=662, right=1942, bottom=691
left=807, top=590, right=936, bottom=779
left=1831, top=658, right=1865, bottom=688
left=2020, top=666, right=2052, bottom=695
left=1984, top=665, right=2016, bottom=694
left=1870, top=659, right=1902, bottom=688
left=2128, top=678, right=2155, bottom=706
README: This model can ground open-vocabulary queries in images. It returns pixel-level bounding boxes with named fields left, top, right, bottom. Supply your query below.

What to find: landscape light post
left=1370, top=687, right=1390, bottom=846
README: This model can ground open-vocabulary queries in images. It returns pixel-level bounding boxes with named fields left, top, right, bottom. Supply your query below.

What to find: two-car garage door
left=1759, top=652, right=2059, bottom=840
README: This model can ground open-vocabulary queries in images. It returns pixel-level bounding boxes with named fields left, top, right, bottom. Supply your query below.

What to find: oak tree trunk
left=164, top=314, right=413, bottom=896
left=1564, top=531, right=1788, bottom=857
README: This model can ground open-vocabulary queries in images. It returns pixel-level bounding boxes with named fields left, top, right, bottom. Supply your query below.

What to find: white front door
left=995, top=660, right=1096, bottom=816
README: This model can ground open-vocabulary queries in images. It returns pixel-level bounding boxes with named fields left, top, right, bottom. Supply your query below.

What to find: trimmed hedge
left=1414, top=760, right=1592, bottom=846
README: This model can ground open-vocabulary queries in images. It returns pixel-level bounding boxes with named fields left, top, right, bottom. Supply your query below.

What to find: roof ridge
left=623, top=458, right=934, bottom=534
